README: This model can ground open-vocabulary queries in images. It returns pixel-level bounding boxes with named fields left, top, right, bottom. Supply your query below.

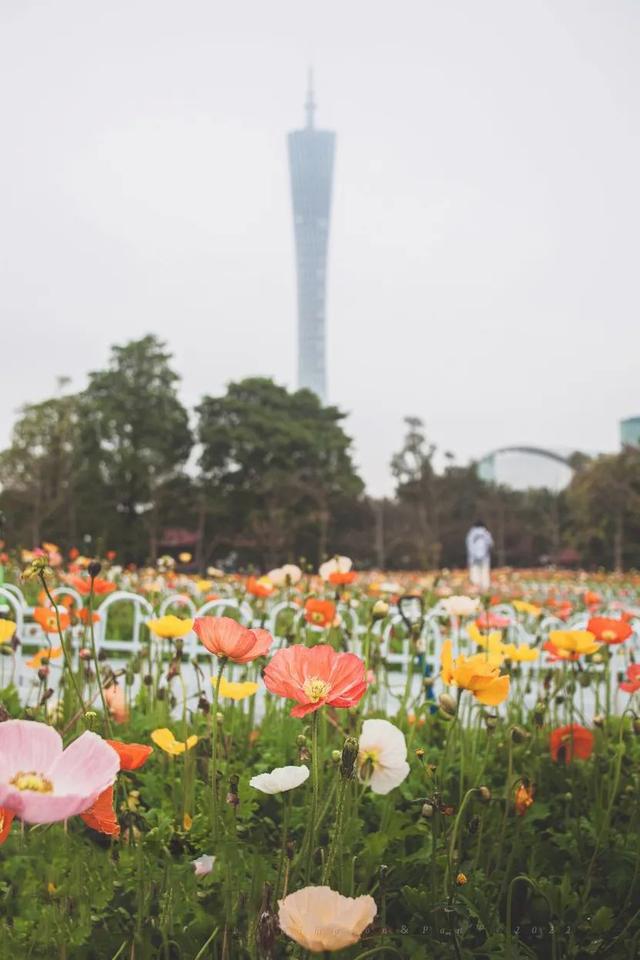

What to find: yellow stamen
left=10, top=771, right=54, bottom=793
left=302, top=677, right=331, bottom=702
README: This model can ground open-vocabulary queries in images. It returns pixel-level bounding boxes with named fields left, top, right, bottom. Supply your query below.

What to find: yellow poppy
left=146, top=615, right=194, bottom=640
left=151, top=728, right=198, bottom=756
left=441, top=638, right=510, bottom=706
left=513, top=600, right=542, bottom=617
left=0, top=620, right=16, bottom=645
left=548, top=630, right=600, bottom=657
left=211, top=677, right=259, bottom=701
left=26, top=647, right=63, bottom=669
left=503, top=643, right=540, bottom=662
left=195, top=579, right=212, bottom=594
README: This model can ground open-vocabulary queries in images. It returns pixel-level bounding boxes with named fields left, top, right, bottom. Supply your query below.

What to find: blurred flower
left=104, top=684, right=129, bottom=724
left=192, top=854, right=215, bottom=876
left=620, top=664, right=640, bottom=694
left=476, top=612, right=511, bottom=629
left=278, top=886, right=377, bottom=953
left=78, top=608, right=100, bottom=625
left=211, top=677, right=258, bottom=701
left=178, top=552, right=192, bottom=563
left=0, top=720, right=119, bottom=825
left=151, top=728, right=198, bottom=756
left=513, top=600, right=542, bottom=617
left=146, top=615, right=194, bottom=640
left=441, top=596, right=479, bottom=618
left=441, top=639, right=510, bottom=706
left=586, top=617, right=632, bottom=646
left=0, top=620, right=16, bottom=645
left=246, top=576, right=274, bottom=598
left=267, top=564, right=302, bottom=586
left=64, top=575, right=116, bottom=596
left=0, top=807, right=14, bottom=845
left=264, top=644, right=367, bottom=718
left=319, top=556, right=352, bottom=582
left=548, top=630, right=600, bottom=658
left=304, top=598, right=337, bottom=629
left=550, top=724, right=594, bottom=763
left=358, top=719, right=410, bottom=795
left=26, top=647, right=62, bottom=669
left=249, top=765, right=310, bottom=794
left=193, top=616, right=273, bottom=664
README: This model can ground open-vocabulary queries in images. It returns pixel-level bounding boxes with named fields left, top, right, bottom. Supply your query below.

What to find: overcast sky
left=1, top=1, right=638, bottom=495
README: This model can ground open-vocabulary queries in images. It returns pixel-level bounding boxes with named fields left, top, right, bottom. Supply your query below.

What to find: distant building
left=287, top=73, right=335, bottom=402
left=477, top=446, right=574, bottom=492
left=620, top=417, right=640, bottom=448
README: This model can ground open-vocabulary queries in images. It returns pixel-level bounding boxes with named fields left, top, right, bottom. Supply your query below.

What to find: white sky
left=1, top=0, right=639, bottom=495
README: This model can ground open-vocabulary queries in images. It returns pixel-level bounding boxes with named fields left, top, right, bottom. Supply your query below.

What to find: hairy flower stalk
left=322, top=736, right=359, bottom=885
left=39, top=571, right=86, bottom=715
left=87, top=567, right=112, bottom=736
left=211, top=656, right=227, bottom=845
left=304, top=710, right=321, bottom=884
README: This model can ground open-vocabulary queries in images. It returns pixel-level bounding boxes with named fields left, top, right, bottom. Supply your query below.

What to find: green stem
left=322, top=776, right=348, bottom=886
left=211, top=657, right=227, bottom=846
left=444, top=788, right=476, bottom=896
left=40, top=575, right=86, bottom=714
left=305, top=710, right=320, bottom=884
left=88, top=580, right=112, bottom=736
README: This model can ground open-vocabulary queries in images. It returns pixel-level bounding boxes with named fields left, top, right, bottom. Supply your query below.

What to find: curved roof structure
left=477, top=446, right=575, bottom=491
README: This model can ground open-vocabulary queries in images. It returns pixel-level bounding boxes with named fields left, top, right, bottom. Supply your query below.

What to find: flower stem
left=322, top=775, right=348, bottom=886
left=88, top=580, right=112, bottom=736
left=211, top=656, right=227, bottom=846
left=40, top=574, right=86, bottom=714
left=304, top=710, right=320, bottom=884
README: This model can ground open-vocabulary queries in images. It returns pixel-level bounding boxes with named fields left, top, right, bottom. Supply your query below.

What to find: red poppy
left=80, top=785, right=120, bottom=837
left=476, top=612, right=511, bottom=629
left=0, top=807, right=14, bottom=845
left=587, top=617, right=632, bottom=646
left=620, top=664, right=640, bottom=694
left=106, top=740, right=153, bottom=771
left=304, top=598, right=336, bottom=629
left=550, top=724, right=594, bottom=763
left=68, top=547, right=80, bottom=560
left=65, top=575, right=116, bottom=596
left=106, top=550, right=117, bottom=561
left=584, top=591, right=602, bottom=608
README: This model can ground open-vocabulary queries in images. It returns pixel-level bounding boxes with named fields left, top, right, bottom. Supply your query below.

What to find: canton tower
left=287, top=72, right=336, bottom=402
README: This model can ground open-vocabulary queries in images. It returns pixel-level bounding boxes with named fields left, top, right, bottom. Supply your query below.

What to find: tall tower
left=287, top=72, right=335, bottom=402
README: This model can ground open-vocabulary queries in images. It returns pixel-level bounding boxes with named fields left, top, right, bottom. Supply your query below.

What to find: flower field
left=0, top=550, right=639, bottom=958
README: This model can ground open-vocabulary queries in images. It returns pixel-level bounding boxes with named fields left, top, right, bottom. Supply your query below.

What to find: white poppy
left=192, top=854, right=216, bottom=876
left=358, top=719, right=410, bottom=795
left=249, top=764, right=310, bottom=795
left=319, top=555, right=352, bottom=581
left=440, top=595, right=479, bottom=618
left=267, top=564, right=303, bottom=587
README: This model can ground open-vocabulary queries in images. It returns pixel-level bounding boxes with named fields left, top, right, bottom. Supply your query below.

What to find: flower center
left=602, top=630, right=616, bottom=642
left=302, top=677, right=331, bottom=702
left=358, top=749, right=380, bottom=781
left=10, top=771, right=54, bottom=793
left=310, top=611, right=326, bottom=625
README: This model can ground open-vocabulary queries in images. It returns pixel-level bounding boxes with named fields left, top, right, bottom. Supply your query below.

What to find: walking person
left=466, top=520, right=493, bottom=592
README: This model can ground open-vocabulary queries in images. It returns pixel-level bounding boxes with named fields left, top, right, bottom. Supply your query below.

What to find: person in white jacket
left=466, top=520, right=494, bottom=591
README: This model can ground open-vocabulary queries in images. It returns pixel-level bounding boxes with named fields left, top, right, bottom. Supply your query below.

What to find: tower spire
left=304, top=67, right=316, bottom=129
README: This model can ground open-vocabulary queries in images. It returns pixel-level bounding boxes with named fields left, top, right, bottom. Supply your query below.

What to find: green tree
left=79, top=335, right=192, bottom=562
left=391, top=417, right=441, bottom=567
left=196, top=378, right=363, bottom=567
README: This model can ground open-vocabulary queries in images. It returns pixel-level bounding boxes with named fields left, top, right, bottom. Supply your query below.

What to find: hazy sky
left=1, top=1, right=639, bottom=495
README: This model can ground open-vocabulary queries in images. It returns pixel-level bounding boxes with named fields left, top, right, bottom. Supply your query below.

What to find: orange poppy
left=246, top=576, right=274, bottom=598
left=78, top=608, right=101, bottom=625
left=106, top=740, right=153, bottom=771
left=514, top=782, right=535, bottom=815
left=33, top=607, right=70, bottom=634
left=586, top=617, right=632, bottom=646
left=583, top=590, right=602, bottom=607
left=26, top=647, right=63, bottom=669
left=550, top=724, right=594, bottom=763
left=80, top=785, right=120, bottom=837
left=304, top=598, right=336, bottom=629
left=328, top=571, right=357, bottom=586
left=65, top=575, right=116, bottom=596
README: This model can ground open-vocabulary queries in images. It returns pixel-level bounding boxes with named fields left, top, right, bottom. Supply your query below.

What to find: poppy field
left=0, top=550, right=639, bottom=959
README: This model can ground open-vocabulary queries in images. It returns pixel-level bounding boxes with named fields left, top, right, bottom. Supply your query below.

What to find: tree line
left=1, top=335, right=639, bottom=571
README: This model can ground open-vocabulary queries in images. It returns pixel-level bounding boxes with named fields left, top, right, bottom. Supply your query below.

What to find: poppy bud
left=198, top=695, right=210, bottom=715
left=78, top=648, right=91, bottom=661
left=0, top=645, right=11, bottom=658
left=98, top=648, right=107, bottom=661
left=511, top=725, right=531, bottom=744
left=593, top=714, right=605, bottom=728
left=37, top=666, right=49, bottom=681
left=298, top=745, right=311, bottom=762
left=340, top=736, right=359, bottom=781
left=157, top=687, right=166, bottom=701
left=256, top=882, right=278, bottom=959
left=226, top=773, right=240, bottom=808
left=372, top=600, right=389, bottom=621
left=286, top=840, right=295, bottom=860
left=331, top=750, right=342, bottom=763
left=421, top=802, right=434, bottom=819
left=296, top=734, right=307, bottom=747
left=439, top=693, right=457, bottom=717
left=577, top=672, right=590, bottom=688
left=455, top=872, right=468, bottom=886
left=477, top=785, right=491, bottom=803
left=484, top=714, right=498, bottom=731
left=143, top=673, right=153, bottom=686
left=88, top=560, right=102, bottom=579
left=415, top=748, right=425, bottom=761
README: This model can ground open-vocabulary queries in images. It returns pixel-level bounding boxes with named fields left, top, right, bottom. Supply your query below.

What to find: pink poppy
left=0, top=720, right=119, bottom=824
left=193, top=616, right=273, bottom=664
left=263, top=644, right=367, bottom=718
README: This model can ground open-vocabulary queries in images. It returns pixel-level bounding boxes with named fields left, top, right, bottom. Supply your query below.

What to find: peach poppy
left=80, top=785, right=120, bottom=837
left=33, top=607, right=70, bottom=634
left=620, top=664, right=640, bottom=694
left=263, top=644, right=367, bottom=718
left=193, top=616, right=273, bottom=664
left=278, top=886, right=376, bottom=953
left=106, top=740, right=153, bottom=771
left=586, top=617, right=632, bottom=646
left=104, top=684, right=129, bottom=724
left=304, top=598, right=337, bottom=629
left=550, top=724, right=594, bottom=763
